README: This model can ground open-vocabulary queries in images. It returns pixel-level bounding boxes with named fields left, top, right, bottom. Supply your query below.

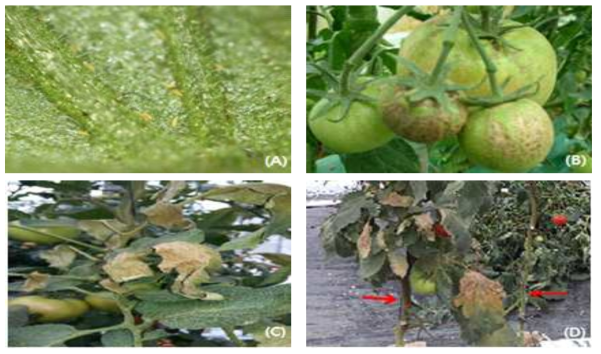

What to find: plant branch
left=339, top=6, right=414, bottom=95
left=519, top=182, right=539, bottom=343
left=428, top=7, right=463, bottom=85
left=462, top=12, right=503, bottom=98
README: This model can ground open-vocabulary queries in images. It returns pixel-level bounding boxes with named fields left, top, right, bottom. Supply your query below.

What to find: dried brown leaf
left=142, top=202, right=191, bottom=229
left=357, top=221, right=372, bottom=259
left=388, top=249, right=409, bottom=278
left=154, top=241, right=223, bottom=300
left=380, top=192, right=414, bottom=207
left=453, top=271, right=506, bottom=318
left=103, top=252, right=153, bottom=283
left=22, top=271, right=49, bottom=292
left=414, top=213, right=436, bottom=241
left=40, top=245, right=77, bottom=269
left=153, top=241, right=222, bottom=274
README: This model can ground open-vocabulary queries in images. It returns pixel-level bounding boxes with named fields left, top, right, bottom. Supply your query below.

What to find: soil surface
left=306, top=206, right=591, bottom=347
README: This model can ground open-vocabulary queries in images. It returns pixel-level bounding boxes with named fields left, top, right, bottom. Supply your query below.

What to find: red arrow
left=361, top=294, right=397, bottom=305
left=529, top=290, right=568, bottom=298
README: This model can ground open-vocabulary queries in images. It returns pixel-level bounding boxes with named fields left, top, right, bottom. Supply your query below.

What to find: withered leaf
left=153, top=241, right=222, bottom=274
left=103, top=252, right=153, bottom=283
left=357, top=221, right=372, bottom=259
left=40, top=245, right=77, bottom=269
left=453, top=271, right=506, bottom=318
left=202, top=183, right=289, bottom=206
left=142, top=202, right=191, bottom=229
left=388, top=249, right=409, bottom=278
left=380, top=192, right=414, bottom=208
left=154, top=241, right=223, bottom=300
left=414, top=213, right=436, bottom=241
left=100, top=278, right=127, bottom=294
left=78, top=219, right=130, bottom=242
left=22, top=271, right=49, bottom=292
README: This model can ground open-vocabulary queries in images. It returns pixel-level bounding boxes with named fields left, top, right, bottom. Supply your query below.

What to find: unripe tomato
left=308, top=84, right=395, bottom=154
left=459, top=99, right=554, bottom=172
left=8, top=220, right=80, bottom=245
left=9, top=296, right=89, bottom=322
left=410, top=269, right=437, bottom=295
left=400, top=16, right=556, bottom=105
left=551, top=214, right=568, bottom=227
left=85, top=292, right=120, bottom=313
left=380, top=88, right=467, bottom=143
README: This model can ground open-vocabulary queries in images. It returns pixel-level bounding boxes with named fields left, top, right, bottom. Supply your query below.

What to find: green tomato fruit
left=570, top=152, right=592, bottom=173
left=8, top=220, right=80, bottom=245
left=9, top=296, right=89, bottom=323
left=380, top=87, right=467, bottom=143
left=410, top=269, right=437, bottom=296
left=308, top=84, right=395, bottom=154
left=399, top=16, right=556, bottom=105
left=85, top=292, right=120, bottom=313
left=459, top=99, right=554, bottom=172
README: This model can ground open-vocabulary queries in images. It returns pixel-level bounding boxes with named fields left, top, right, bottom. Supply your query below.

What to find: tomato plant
left=307, top=6, right=591, bottom=173
left=8, top=181, right=291, bottom=347
left=319, top=181, right=590, bottom=346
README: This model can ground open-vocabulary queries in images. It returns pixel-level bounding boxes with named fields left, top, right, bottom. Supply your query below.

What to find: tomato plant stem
left=224, top=327, right=246, bottom=347
left=519, top=182, right=539, bottom=344
left=481, top=7, right=492, bottom=33
left=462, top=12, right=503, bottom=98
left=340, top=6, right=414, bottom=95
left=428, top=7, right=463, bottom=86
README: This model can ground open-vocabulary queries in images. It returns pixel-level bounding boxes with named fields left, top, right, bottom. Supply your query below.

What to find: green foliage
left=136, top=284, right=291, bottom=329
left=471, top=181, right=591, bottom=305
left=8, top=181, right=291, bottom=347
left=5, top=6, right=291, bottom=172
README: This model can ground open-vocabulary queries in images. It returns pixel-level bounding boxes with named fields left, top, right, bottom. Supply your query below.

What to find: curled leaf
left=153, top=241, right=223, bottom=299
left=22, top=271, right=50, bottom=292
left=142, top=202, right=191, bottom=229
left=103, top=252, right=154, bottom=283
left=380, top=192, right=414, bottom=207
left=414, top=213, right=436, bottom=241
left=357, top=221, right=372, bottom=259
left=40, top=245, right=77, bottom=269
left=388, top=248, right=409, bottom=278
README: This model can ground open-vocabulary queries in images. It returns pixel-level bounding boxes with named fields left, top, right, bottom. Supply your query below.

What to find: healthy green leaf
left=9, top=324, right=78, bottom=347
left=136, top=284, right=291, bottom=329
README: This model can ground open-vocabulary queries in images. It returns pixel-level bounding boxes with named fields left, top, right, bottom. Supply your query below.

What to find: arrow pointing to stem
left=528, top=290, right=568, bottom=298
left=361, top=294, right=397, bottom=305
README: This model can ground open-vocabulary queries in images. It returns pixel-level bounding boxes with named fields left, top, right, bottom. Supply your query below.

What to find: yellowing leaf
left=40, top=245, right=77, bottom=269
left=357, top=220, right=372, bottom=259
left=153, top=241, right=222, bottom=274
left=414, top=213, right=436, bottom=241
left=153, top=241, right=223, bottom=300
left=453, top=271, right=506, bottom=318
left=142, top=202, right=190, bottom=229
left=380, top=192, right=414, bottom=207
left=103, top=252, right=153, bottom=283
left=22, top=271, right=50, bottom=292
left=388, top=249, right=409, bottom=278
